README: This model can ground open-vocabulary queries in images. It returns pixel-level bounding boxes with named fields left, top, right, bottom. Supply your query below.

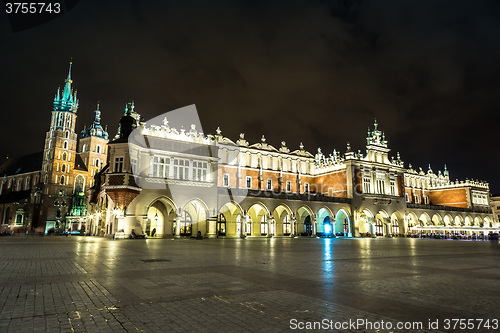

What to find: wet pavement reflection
left=0, top=236, right=499, bottom=332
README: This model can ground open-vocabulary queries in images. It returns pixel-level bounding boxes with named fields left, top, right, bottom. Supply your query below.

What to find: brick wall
left=427, top=188, right=469, bottom=208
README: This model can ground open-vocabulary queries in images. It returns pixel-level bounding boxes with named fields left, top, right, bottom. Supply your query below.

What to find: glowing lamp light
left=324, top=223, right=332, bottom=235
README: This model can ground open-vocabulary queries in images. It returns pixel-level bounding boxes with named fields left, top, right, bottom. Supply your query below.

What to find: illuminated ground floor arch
left=97, top=187, right=496, bottom=239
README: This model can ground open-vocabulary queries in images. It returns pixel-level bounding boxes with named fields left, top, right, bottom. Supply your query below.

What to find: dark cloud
left=1, top=0, right=499, bottom=191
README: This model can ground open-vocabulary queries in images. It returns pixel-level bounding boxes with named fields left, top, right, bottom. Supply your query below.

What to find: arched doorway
left=335, top=209, right=351, bottom=237
left=359, top=209, right=374, bottom=236
left=246, top=203, right=270, bottom=237
left=272, top=204, right=293, bottom=236
left=406, top=212, right=418, bottom=234
left=296, top=206, right=313, bottom=236
left=182, top=200, right=208, bottom=237
left=219, top=202, right=243, bottom=237
left=374, top=211, right=390, bottom=236
left=146, top=199, right=176, bottom=237
left=317, top=208, right=333, bottom=237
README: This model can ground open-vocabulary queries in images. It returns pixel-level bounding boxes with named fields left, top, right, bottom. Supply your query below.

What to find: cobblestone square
left=0, top=236, right=499, bottom=332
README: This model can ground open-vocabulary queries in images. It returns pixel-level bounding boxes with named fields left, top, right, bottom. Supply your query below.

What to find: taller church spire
left=54, top=60, right=78, bottom=113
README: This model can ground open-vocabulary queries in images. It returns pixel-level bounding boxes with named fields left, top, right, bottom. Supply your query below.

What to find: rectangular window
left=131, top=158, right=137, bottom=173
left=267, top=179, right=272, bottom=190
left=286, top=181, right=291, bottom=192
left=376, top=172, right=385, bottom=194
left=405, top=193, right=409, bottom=202
left=150, top=156, right=170, bottom=178
left=363, top=175, right=371, bottom=194
left=424, top=196, right=429, bottom=205
left=114, top=157, right=123, bottom=173
left=173, top=158, right=190, bottom=180
left=193, top=161, right=209, bottom=181
left=415, top=194, right=420, bottom=204
left=304, top=183, right=309, bottom=193
left=223, top=174, right=229, bottom=187
left=390, top=179, right=396, bottom=196
left=246, top=176, right=252, bottom=188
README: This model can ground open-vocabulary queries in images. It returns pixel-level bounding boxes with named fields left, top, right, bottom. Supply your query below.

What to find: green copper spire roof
left=81, top=102, right=109, bottom=140
left=53, top=61, right=79, bottom=113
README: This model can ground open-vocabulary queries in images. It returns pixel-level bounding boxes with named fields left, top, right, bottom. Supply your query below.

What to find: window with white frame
left=375, top=172, right=385, bottom=194
left=304, top=183, right=309, bottom=193
left=246, top=176, right=252, bottom=188
left=405, top=193, right=409, bottom=202
left=223, top=173, right=229, bottom=187
left=390, top=179, right=396, bottom=196
left=130, top=158, right=137, bottom=173
left=363, top=174, right=371, bottom=193
left=173, top=158, right=189, bottom=180
left=414, top=194, right=419, bottom=204
left=286, top=181, right=291, bottom=192
left=192, top=161, right=208, bottom=181
left=424, top=195, right=429, bottom=204
left=472, top=191, right=488, bottom=206
left=151, top=156, right=170, bottom=178
left=114, top=157, right=124, bottom=173
left=267, top=179, right=272, bottom=190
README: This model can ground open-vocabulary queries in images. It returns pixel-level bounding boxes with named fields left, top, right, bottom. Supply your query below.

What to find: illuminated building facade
left=0, top=64, right=109, bottom=233
left=89, top=108, right=496, bottom=239
left=0, top=64, right=495, bottom=237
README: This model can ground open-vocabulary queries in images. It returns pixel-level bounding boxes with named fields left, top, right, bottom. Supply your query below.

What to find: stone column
left=312, top=217, right=317, bottom=237
left=207, top=218, right=217, bottom=238
left=268, top=217, right=275, bottom=237
left=175, top=214, right=181, bottom=238
left=291, top=216, right=296, bottom=237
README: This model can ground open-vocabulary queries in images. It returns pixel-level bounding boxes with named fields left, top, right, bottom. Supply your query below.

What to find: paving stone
left=0, top=236, right=498, bottom=332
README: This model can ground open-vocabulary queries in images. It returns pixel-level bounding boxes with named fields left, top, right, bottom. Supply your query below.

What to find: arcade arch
left=316, top=207, right=333, bottom=236
left=374, top=210, right=390, bottom=236
left=146, top=199, right=177, bottom=237
left=247, top=202, right=270, bottom=237
left=335, top=209, right=351, bottom=236
left=296, top=205, right=314, bottom=236
left=390, top=211, right=404, bottom=236
left=218, top=202, right=243, bottom=237
left=180, top=200, right=208, bottom=237
left=272, top=204, right=293, bottom=236
left=358, top=209, right=374, bottom=235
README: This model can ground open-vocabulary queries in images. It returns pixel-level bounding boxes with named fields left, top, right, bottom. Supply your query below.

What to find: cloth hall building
left=87, top=105, right=496, bottom=239
left=0, top=64, right=496, bottom=237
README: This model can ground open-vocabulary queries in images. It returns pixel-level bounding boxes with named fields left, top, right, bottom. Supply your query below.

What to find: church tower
left=40, top=62, right=79, bottom=229
left=79, top=103, right=109, bottom=188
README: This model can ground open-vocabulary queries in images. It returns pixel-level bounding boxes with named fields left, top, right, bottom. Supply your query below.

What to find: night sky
left=1, top=0, right=499, bottom=192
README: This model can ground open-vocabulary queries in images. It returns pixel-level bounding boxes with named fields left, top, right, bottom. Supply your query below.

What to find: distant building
left=0, top=63, right=109, bottom=233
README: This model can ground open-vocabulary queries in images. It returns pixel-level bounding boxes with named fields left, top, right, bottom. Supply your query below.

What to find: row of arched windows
left=81, top=144, right=102, bottom=154
left=0, top=174, right=40, bottom=194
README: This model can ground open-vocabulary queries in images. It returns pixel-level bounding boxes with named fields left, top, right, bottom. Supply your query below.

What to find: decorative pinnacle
left=261, top=135, right=266, bottom=143
left=66, top=59, right=73, bottom=83
left=216, top=127, right=221, bottom=135
left=299, top=142, right=304, bottom=150
left=374, top=119, right=378, bottom=130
